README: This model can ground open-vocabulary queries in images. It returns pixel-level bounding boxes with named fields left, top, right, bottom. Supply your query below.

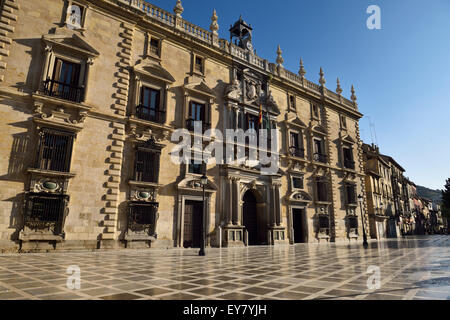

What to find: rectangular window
left=317, top=181, right=328, bottom=202
left=341, top=115, right=347, bottom=129
left=149, top=38, right=160, bottom=56
left=318, top=215, right=330, bottom=235
left=25, top=194, right=66, bottom=233
left=44, top=58, right=83, bottom=103
left=187, top=102, right=209, bottom=131
left=194, top=56, right=204, bottom=74
left=289, top=132, right=304, bottom=158
left=289, top=95, right=296, bottom=109
left=312, top=105, right=319, bottom=119
left=36, top=129, right=75, bottom=173
left=313, top=139, right=327, bottom=163
left=134, top=148, right=160, bottom=183
left=128, top=203, right=158, bottom=234
left=345, top=184, right=357, bottom=204
left=343, top=147, right=355, bottom=169
left=137, top=87, right=164, bottom=123
left=292, top=176, right=304, bottom=190
left=348, top=216, right=358, bottom=229
left=188, top=159, right=203, bottom=175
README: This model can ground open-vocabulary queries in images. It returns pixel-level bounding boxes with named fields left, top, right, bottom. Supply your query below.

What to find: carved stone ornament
left=130, top=188, right=157, bottom=202
left=34, top=103, right=87, bottom=126
left=31, top=178, right=65, bottom=194
left=246, top=80, right=258, bottom=101
left=225, top=78, right=242, bottom=100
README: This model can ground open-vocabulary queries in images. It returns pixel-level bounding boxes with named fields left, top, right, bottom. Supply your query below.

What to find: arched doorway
left=243, top=190, right=260, bottom=246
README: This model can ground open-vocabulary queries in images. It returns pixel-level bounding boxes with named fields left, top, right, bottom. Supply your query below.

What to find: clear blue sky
left=149, top=0, right=450, bottom=190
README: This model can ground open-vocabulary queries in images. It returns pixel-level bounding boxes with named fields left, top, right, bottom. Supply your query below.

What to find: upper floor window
left=312, top=104, right=320, bottom=119
left=343, top=146, right=355, bottom=169
left=345, top=183, right=357, bottom=205
left=188, top=158, right=203, bottom=175
left=289, top=131, right=304, bottom=158
left=149, top=37, right=160, bottom=57
left=316, top=179, right=328, bottom=202
left=313, top=138, right=327, bottom=163
left=289, top=94, right=296, bottom=111
left=194, top=55, right=204, bottom=75
left=136, top=86, right=164, bottom=124
left=187, top=101, right=210, bottom=132
left=340, top=115, right=347, bottom=130
left=292, top=176, right=304, bottom=190
left=134, top=146, right=160, bottom=183
left=36, top=128, right=75, bottom=173
left=44, top=58, right=84, bottom=103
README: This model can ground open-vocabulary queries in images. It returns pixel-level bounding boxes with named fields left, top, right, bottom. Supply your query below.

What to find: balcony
left=313, top=153, right=328, bottom=164
left=186, top=119, right=211, bottom=132
left=43, top=79, right=84, bottom=103
left=344, top=159, right=356, bottom=170
left=289, top=146, right=305, bottom=158
left=135, top=105, right=165, bottom=124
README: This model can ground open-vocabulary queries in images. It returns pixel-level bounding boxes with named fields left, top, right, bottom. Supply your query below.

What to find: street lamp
left=199, top=174, right=208, bottom=257
left=358, top=194, right=369, bottom=249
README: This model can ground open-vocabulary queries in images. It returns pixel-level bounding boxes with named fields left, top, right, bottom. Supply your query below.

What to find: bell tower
left=229, top=15, right=253, bottom=52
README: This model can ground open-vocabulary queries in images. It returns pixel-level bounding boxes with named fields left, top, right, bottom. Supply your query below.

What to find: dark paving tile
left=157, top=293, right=202, bottom=300
left=100, top=293, right=142, bottom=300
left=164, top=283, right=198, bottom=291
left=0, top=291, right=26, bottom=299
left=241, top=286, right=275, bottom=296
left=291, top=285, right=326, bottom=294
left=272, top=291, right=310, bottom=300
left=24, top=287, right=65, bottom=296
left=135, top=288, right=174, bottom=297
left=219, top=292, right=258, bottom=300
left=188, top=287, right=226, bottom=296
left=324, top=289, right=362, bottom=298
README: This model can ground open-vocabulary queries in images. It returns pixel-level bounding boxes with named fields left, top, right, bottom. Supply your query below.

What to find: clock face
left=246, top=41, right=253, bottom=51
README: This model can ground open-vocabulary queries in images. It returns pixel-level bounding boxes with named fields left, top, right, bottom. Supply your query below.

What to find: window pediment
left=289, top=191, right=312, bottom=203
left=133, top=62, right=175, bottom=84
left=311, top=124, right=327, bottom=135
left=42, top=33, right=99, bottom=58
left=341, top=134, right=356, bottom=144
left=177, top=177, right=218, bottom=193
left=184, top=80, right=216, bottom=99
left=285, top=116, right=307, bottom=129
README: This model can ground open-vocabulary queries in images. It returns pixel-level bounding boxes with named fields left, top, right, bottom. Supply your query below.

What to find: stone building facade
left=0, top=0, right=367, bottom=251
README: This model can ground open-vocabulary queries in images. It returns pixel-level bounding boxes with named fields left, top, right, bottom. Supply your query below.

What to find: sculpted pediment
left=184, top=80, right=216, bottom=99
left=289, top=191, right=312, bottom=203
left=42, top=32, right=99, bottom=58
left=177, top=177, right=218, bottom=193
left=133, top=60, right=175, bottom=84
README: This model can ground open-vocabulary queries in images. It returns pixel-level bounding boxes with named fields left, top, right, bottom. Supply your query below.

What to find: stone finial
left=276, top=45, right=284, bottom=67
left=174, top=0, right=184, bottom=17
left=319, top=67, right=326, bottom=87
left=336, top=78, right=342, bottom=95
left=210, top=9, right=219, bottom=34
left=298, top=58, right=306, bottom=78
left=351, top=85, right=357, bottom=103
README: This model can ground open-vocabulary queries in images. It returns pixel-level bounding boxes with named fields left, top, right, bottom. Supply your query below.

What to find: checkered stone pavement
left=0, top=235, right=448, bottom=300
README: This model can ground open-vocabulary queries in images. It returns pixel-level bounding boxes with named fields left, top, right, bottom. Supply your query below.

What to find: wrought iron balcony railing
left=43, top=79, right=84, bottom=103
left=313, top=153, right=328, bottom=163
left=186, top=119, right=211, bottom=132
left=289, top=146, right=305, bottom=158
left=344, top=159, right=356, bottom=170
left=135, top=105, right=165, bottom=124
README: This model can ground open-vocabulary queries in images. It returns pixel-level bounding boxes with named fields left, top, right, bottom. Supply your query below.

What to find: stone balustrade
left=113, top=0, right=357, bottom=111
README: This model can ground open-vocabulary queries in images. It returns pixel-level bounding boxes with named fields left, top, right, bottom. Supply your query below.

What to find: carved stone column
left=83, top=58, right=94, bottom=103
left=40, top=45, right=53, bottom=92
left=226, top=177, right=233, bottom=225
left=232, top=177, right=240, bottom=225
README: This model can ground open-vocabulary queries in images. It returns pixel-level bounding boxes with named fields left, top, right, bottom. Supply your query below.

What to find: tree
left=442, top=179, right=450, bottom=220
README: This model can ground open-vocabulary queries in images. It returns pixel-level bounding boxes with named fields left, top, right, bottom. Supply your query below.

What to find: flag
left=258, top=103, right=263, bottom=127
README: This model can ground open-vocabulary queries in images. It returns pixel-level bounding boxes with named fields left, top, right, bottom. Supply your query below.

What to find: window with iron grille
left=128, top=203, right=158, bottom=233
left=345, top=184, right=357, bottom=204
left=134, top=146, right=161, bottom=183
left=318, top=215, right=330, bottom=235
left=24, top=194, right=66, bottom=233
left=36, top=128, right=75, bottom=173
left=316, top=180, right=328, bottom=202
left=136, top=86, right=165, bottom=123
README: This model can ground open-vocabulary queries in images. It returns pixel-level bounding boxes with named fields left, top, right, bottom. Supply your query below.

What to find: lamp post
left=358, top=194, right=368, bottom=249
left=199, top=174, right=208, bottom=257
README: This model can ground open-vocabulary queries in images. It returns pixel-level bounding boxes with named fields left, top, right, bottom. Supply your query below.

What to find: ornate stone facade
left=0, top=0, right=367, bottom=251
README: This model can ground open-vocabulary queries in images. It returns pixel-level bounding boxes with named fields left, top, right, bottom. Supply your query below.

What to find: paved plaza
left=0, top=235, right=448, bottom=300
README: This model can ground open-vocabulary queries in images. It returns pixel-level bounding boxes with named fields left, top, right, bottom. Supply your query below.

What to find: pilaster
left=0, top=0, right=19, bottom=82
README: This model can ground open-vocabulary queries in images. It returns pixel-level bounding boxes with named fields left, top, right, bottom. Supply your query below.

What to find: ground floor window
left=24, top=194, right=67, bottom=234
left=128, top=203, right=158, bottom=235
